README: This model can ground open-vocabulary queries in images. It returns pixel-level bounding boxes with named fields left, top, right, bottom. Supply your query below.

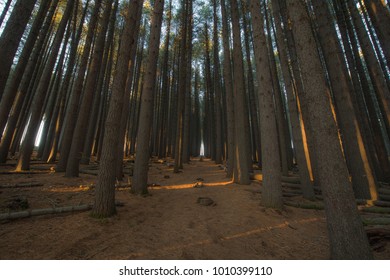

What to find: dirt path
left=0, top=159, right=388, bottom=259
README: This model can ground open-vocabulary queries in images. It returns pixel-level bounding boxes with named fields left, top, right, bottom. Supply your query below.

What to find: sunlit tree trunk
left=0, top=0, right=13, bottom=27
left=271, top=0, right=315, bottom=200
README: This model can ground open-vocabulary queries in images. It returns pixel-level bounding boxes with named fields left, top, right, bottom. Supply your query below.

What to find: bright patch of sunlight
left=47, top=185, right=94, bottom=193
left=127, top=217, right=325, bottom=258
left=150, top=180, right=232, bottom=190
left=200, top=142, right=205, bottom=156
left=35, top=120, right=45, bottom=147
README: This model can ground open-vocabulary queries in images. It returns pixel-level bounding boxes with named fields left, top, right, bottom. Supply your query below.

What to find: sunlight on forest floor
left=126, top=217, right=326, bottom=258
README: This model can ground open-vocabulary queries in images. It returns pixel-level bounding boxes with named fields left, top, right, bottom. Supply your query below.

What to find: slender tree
left=92, top=0, right=145, bottom=217
left=131, top=0, right=165, bottom=195
left=0, top=0, right=13, bottom=27
left=220, top=0, right=235, bottom=178
left=230, top=0, right=250, bottom=185
left=249, top=0, right=283, bottom=208
left=0, top=0, right=37, bottom=99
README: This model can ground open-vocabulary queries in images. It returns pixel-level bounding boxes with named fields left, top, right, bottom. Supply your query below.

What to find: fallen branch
left=379, top=194, right=390, bottom=202
left=281, top=176, right=300, bottom=184
left=374, top=200, right=390, bottom=208
left=378, top=188, right=390, bottom=196
left=0, top=204, right=92, bottom=220
left=0, top=182, right=44, bottom=189
left=0, top=201, right=125, bottom=221
left=282, top=182, right=302, bottom=190
left=284, top=201, right=324, bottom=210
left=362, top=217, right=390, bottom=226
left=282, top=189, right=302, bottom=195
left=0, top=170, right=51, bottom=175
left=361, top=206, right=390, bottom=214
left=79, top=169, right=98, bottom=176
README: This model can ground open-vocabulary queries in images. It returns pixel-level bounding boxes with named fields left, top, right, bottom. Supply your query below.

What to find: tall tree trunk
left=0, top=0, right=37, bottom=99
left=0, top=0, right=13, bottom=27
left=16, top=0, right=75, bottom=171
left=311, top=0, right=377, bottom=200
left=346, top=0, right=390, bottom=135
left=230, top=0, right=250, bottom=185
left=0, top=0, right=51, bottom=135
left=241, top=1, right=261, bottom=165
left=363, top=0, right=390, bottom=66
left=334, top=0, right=390, bottom=183
left=286, top=0, right=372, bottom=259
left=220, top=0, right=235, bottom=178
left=43, top=0, right=90, bottom=163
left=271, top=0, right=315, bottom=200
left=115, top=1, right=143, bottom=180
left=249, top=0, right=283, bottom=208
left=66, top=0, right=115, bottom=177
left=131, top=0, right=165, bottom=195
left=173, top=0, right=188, bottom=172
left=213, top=0, right=223, bottom=164
left=56, top=0, right=104, bottom=172
left=264, top=2, right=291, bottom=176
left=92, top=0, right=145, bottom=217
left=182, top=0, right=193, bottom=164
left=158, top=0, right=173, bottom=159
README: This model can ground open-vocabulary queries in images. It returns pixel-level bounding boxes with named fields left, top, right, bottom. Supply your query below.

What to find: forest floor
left=0, top=157, right=389, bottom=260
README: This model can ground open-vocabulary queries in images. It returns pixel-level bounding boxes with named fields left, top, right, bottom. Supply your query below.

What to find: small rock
left=197, top=197, right=215, bottom=206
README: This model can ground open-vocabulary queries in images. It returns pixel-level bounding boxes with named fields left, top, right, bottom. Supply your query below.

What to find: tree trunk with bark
left=249, top=0, right=283, bottom=208
left=0, top=0, right=37, bottom=99
left=131, top=0, right=165, bottom=195
left=92, top=0, right=145, bottom=217
left=286, top=0, right=373, bottom=259
left=220, top=0, right=235, bottom=178
left=230, top=0, right=250, bottom=185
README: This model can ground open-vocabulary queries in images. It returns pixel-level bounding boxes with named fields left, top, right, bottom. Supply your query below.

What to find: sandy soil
left=0, top=158, right=389, bottom=259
